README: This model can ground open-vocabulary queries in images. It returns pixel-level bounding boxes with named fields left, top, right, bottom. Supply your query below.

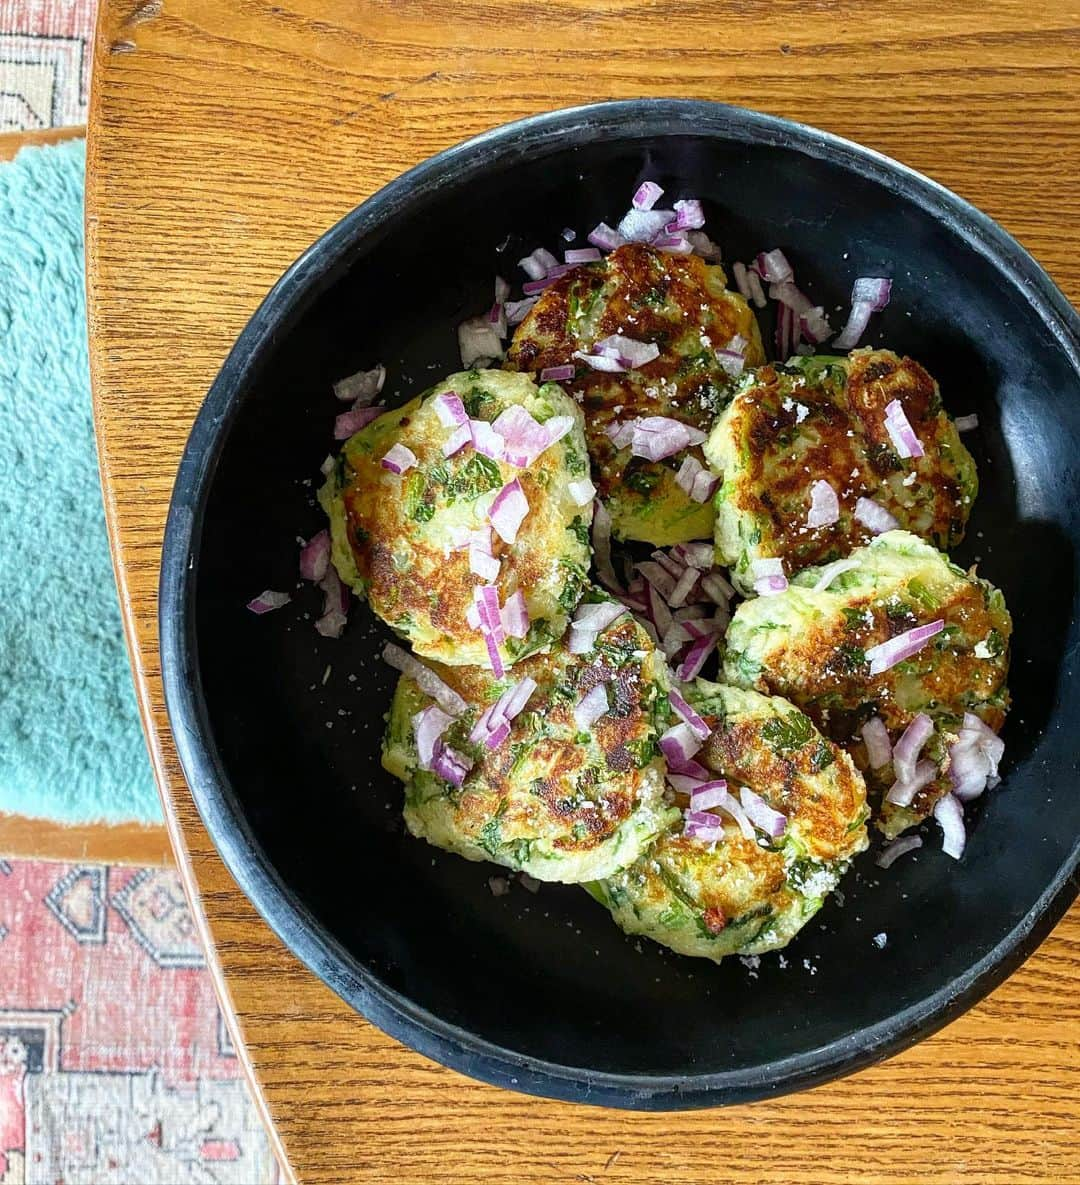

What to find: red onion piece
left=754, top=249, right=794, bottom=282
left=686, top=230, right=722, bottom=261
left=884, top=399, right=925, bottom=459
left=500, top=590, right=529, bottom=639
left=716, top=349, right=745, bottom=378
left=488, top=479, right=529, bottom=545
left=433, top=391, right=467, bottom=428
left=381, top=443, right=417, bottom=474
left=774, top=302, right=794, bottom=359
left=333, top=363, right=385, bottom=404
left=861, top=717, right=892, bottom=770
left=933, top=792, right=966, bottom=859
left=636, top=558, right=675, bottom=600
left=632, top=181, right=664, bottom=210
left=573, top=349, right=628, bottom=373
left=834, top=277, right=892, bottom=350
left=494, top=275, right=510, bottom=303
left=490, top=404, right=573, bottom=467
left=591, top=500, right=622, bottom=593
left=739, top=787, right=787, bottom=838
left=518, top=247, right=558, bottom=279
left=876, top=834, right=922, bottom=868
left=807, top=479, right=840, bottom=528
left=674, top=542, right=715, bottom=571
left=667, top=198, right=705, bottom=230
left=893, top=713, right=935, bottom=786
left=810, top=558, right=859, bottom=593
left=683, top=813, right=723, bottom=844
left=885, top=757, right=937, bottom=807
left=659, top=722, right=703, bottom=767
left=572, top=601, right=627, bottom=634
left=314, top=564, right=349, bottom=638
left=674, top=456, right=706, bottom=500
left=751, top=557, right=787, bottom=598
left=669, top=690, right=711, bottom=740
left=626, top=416, right=707, bottom=462
left=701, top=571, right=735, bottom=604
left=487, top=301, right=508, bottom=339
left=432, top=742, right=473, bottom=788
left=246, top=589, right=290, bottom=615
left=855, top=496, right=899, bottom=535
left=468, top=528, right=501, bottom=582
left=689, top=781, right=729, bottom=811
left=954, top=413, right=979, bottom=433
left=667, top=754, right=711, bottom=779
left=442, top=422, right=471, bottom=457
left=666, top=772, right=705, bottom=795
left=469, top=676, right=537, bottom=748
left=334, top=405, right=382, bottom=440
left=746, top=269, right=766, bottom=308
left=769, top=280, right=814, bottom=315
left=645, top=580, right=674, bottom=641
left=676, top=633, right=717, bottom=681
left=732, top=261, right=752, bottom=300
left=522, top=276, right=557, bottom=296
left=299, top=529, right=330, bottom=582
left=866, top=619, right=944, bottom=676
left=413, top=703, right=454, bottom=769
left=469, top=418, right=505, bottom=460
left=668, top=567, right=699, bottom=609
left=505, top=297, right=538, bottom=325
left=458, top=316, right=504, bottom=367
left=567, top=476, right=595, bottom=506
left=382, top=642, right=467, bottom=716
left=565, top=247, right=601, bottom=264
left=595, top=334, right=661, bottom=369
left=573, top=683, right=609, bottom=730
left=799, top=306, right=833, bottom=344
left=587, top=221, right=626, bottom=251
left=653, top=232, right=694, bottom=255
left=540, top=364, right=575, bottom=382
left=661, top=622, right=690, bottom=658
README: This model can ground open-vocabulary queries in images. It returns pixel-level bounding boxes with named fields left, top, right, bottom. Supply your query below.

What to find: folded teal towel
left=0, top=139, right=158, bottom=824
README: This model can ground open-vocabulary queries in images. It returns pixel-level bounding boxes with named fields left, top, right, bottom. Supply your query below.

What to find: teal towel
left=0, top=139, right=159, bottom=824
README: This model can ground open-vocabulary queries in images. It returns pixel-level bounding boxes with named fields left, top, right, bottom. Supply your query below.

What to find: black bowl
left=161, top=100, right=1080, bottom=1108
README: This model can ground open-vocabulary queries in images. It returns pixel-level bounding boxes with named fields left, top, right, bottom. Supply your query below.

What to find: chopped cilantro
left=567, top=515, right=591, bottom=547
left=446, top=453, right=503, bottom=502
left=761, top=711, right=814, bottom=753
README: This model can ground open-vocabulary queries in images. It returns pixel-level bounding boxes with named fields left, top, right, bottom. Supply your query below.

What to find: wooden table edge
left=83, top=32, right=297, bottom=1178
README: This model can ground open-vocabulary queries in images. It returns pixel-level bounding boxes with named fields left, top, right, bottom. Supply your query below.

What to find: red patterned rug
left=0, top=0, right=93, bottom=131
left=0, top=859, right=279, bottom=1183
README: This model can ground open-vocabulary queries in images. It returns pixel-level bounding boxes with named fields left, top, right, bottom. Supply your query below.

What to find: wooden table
left=87, top=3, right=1080, bottom=1181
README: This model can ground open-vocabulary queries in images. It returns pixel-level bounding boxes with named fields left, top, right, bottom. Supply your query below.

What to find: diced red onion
left=659, top=722, right=703, bottom=767
left=565, top=247, right=601, bottom=265
left=500, top=590, right=529, bottom=639
left=810, top=557, right=859, bottom=593
left=933, top=793, right=966, bottom=859
left=884, top=399, right=925, bottom=460
left=433, top=391, right=467, bottom=428
left=716, top=349, right=745, bottom=378
left=382, top=642, right=467, bottom=716
left=739, top=787, right=787, bottom=838
left=653, top=232, right=694, bottom=256
left=333, top=363, right=385, bottom=404
left=769, top=280, right=814, bottom=315
left=334, top=405, right=382, bottom=439
left=666, top=772, right=705, bottom=795
left=807, top=479, right=840, bottom=528
left=861, top=716, right=892, bottom=770
left=661, top=621, right=690, bottom=658
left=381, top=443, right=417, bottom=474
left=885, top=757, right=937, bottom=807
left=855, top=496, right=899, bottom=535
left=561, top=227, right=576, bottom=242
left=866, top=619, right=944, bottom=676
left=490, top=404, right=573, bottom=467
left=522, top=275, right=557, bottom=296
left=683, top=812, right=723, bottom=844
left=617, top=208, right=674, bottom=243
left=754, top=249, right=794, bottom=282
left=442, top=422, right=471, bottom=457
left=683, top=617, right=725, bottom=640
left=544, top=263, right=575, bottom=281
left=505, top=297, right=538, bottom=325
left=686, top=230, right=722, bottom=261
left=587, top=221, right=626, bottom=251
left=666, top=198, right=705, bottom=231
left=715, top=794, right=755, bottom=841
left=468, top=527, right=501, bottom=582
left=646, top=580, right=674, bottom=640
left=667, top=754, right=711, bottom=779
left=487, top=301, right=508, bottom=339
left=246, top=589, right=291, bottom=615
left=624, top=416, right=706, bottom=462
left=605, top=420, right=637, bottom=449
left=573, top=683, right=609, bottom=730
left=314, top=564, right=349, bottom=638
left=469, top=676, right=537, bottom=749
left=488, top=479, right=529, bottom=545
left=518, top=247, right=558, bottom=279
left=432, top=742, right=473, bottom=788
left=567, top=476, right=595, bottom=506
left=590, top=500, right=621, bottom=594
left=413, top=703, right=455, bottom=769
left=572, top=601, right=627, bottom=635
left=595, top=334, right=661, bottom=369
left=632, top=181, right=664, bottom=210
left=676, top=633, right=717, bottom=681
left=573, top=349, right=627, bottom=373
left=949, top=713, right=1005, bottom=801
left=494, top=275, right=510, bottom=303
left=668, top=567, right=699, bottom=609
left=732, top=261, right=752, bottom=300
left=746, top=270, right=766, bottom=309
left=673, top=542, right=715, bottom=571
left=834, top=277, right=892, bottom=350
left=319, top=454, right=334, bottom=477
left=299, top=529, right=330, bottom=582
left=892, top=713, right=935, bottom=786
left=689, top=781, right=729, bottom=811
left=954, top=413, right=979, bottom=433
left=774, top=302, right=795, bottom=359
left=701, top=571, right=735, bottom=604
left=458, top=316, right=505, bottom=368
left=876, top=834, right=922, bottom=868
left=469, top=418, right=506, bottom=460
left=540, top=364, right=576, bottom=382
left=751, top=557, right=787, bottom=598
left=799, top=306, right=833, bottom=344
left=669, top=690, right=711, bottom=740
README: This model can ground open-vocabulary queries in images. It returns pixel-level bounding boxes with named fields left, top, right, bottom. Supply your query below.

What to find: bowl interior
left=177, top=107, right=1080, bottom=1100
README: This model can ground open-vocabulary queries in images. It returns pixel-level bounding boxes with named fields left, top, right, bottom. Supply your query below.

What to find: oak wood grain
left=0, top=812, right=172, bottom=866
left=0, top=125, right=85, bottom=161
left=86, top=2, right=1080, bottom=1182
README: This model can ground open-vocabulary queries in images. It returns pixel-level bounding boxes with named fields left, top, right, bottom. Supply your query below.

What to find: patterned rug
left=0, top=1, right=92, bottom=131
left=0, top=860, right=279, bottom=1183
